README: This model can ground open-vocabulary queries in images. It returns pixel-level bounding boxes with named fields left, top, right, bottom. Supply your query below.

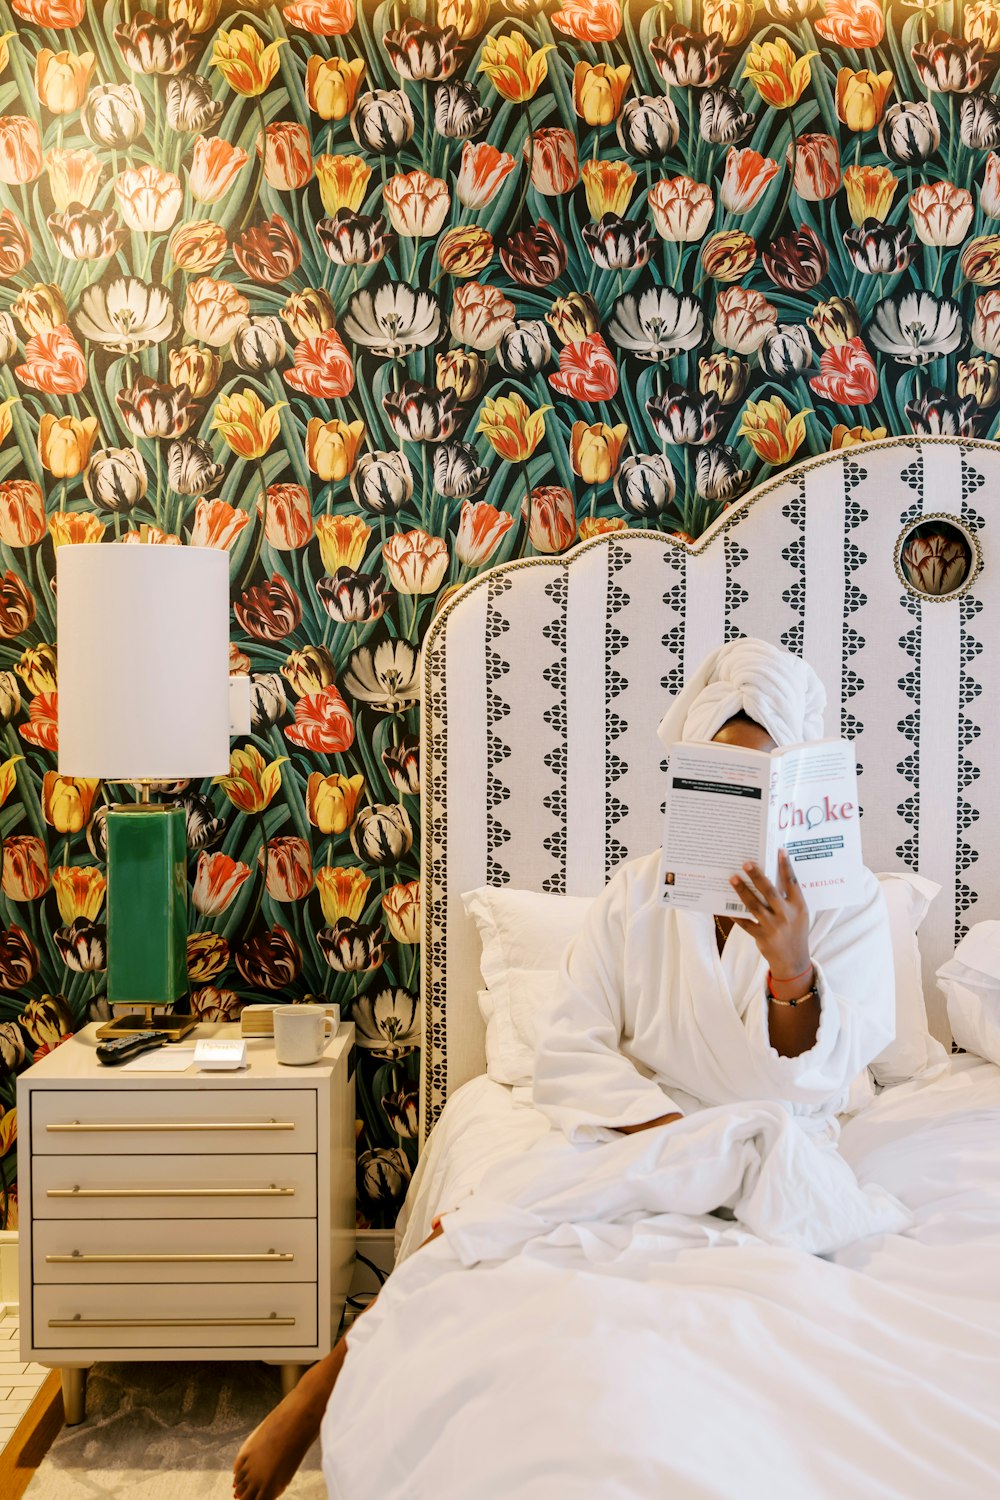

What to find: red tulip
left=284, top=683, right=355, bottom=752
left=548, top=332, right=619, bottom=400
left=809, top=337, right=878, bottom=405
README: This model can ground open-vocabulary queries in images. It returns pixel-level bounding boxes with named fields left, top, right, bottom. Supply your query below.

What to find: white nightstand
left=16, top=1021, right=355, bottom=1423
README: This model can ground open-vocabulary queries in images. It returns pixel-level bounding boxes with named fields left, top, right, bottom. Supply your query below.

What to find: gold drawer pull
left=49, top=1313, right=296, bottom=1329
left=47, top=1185, right=295, bottom=1199
left=46, top=1251, right=294, bottom=1264
left=47, top=1119, right=295, bottom=1133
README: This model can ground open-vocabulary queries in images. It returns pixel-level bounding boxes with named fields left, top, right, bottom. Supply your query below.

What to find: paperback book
left=658, top=738, right=864, bottom=916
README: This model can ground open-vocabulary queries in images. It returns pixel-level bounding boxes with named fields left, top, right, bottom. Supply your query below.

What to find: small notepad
left=120, top=1047, right=197, bottom=1073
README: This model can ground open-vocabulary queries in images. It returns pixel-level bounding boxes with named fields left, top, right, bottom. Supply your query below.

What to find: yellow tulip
left=478, top=32, right=553, bottom=102
left=210, top=25, right=285, bottom=96
left=35, top=49, right=95, bottom=114
left=38, top=414, right=99, bottom=479
left=306, top=418, right=365, bottom=480
left=41, top=773, right=100, bottom=834
left=477, top=394, right=550, bottom=462
left=51, top=864, right=106, bottom=925
left=0, top=753, right=20, bottom=807
left=214, top=747, right=286, bottom=814
left=571, top=421, right=629, bottom=484
left=836, top=67, right=894, bottom=131
left=305, top=56, right=366, bottom=120
left=211, top=389, right=285, bottom=459
left=315, top=514, right=370, bottom=573
left=307, top=777, right=366, bottom=837
left=744, top=37, right=816, bottom=109
left=738, top=397, right=811, bottom=464
left=315, top=864, right=371, bottom=924
left=582, top=159, right=637, bottom=218
left=573, top=62, right=632, bottom=126
left=314, top=154, right=371, bottom=215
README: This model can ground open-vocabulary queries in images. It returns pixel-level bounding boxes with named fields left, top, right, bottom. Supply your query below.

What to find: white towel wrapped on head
left=657, top=637, right=826, bottom=750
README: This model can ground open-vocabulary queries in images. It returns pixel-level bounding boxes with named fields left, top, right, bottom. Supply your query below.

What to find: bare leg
left=233, top=1223, right=444, bottom=1500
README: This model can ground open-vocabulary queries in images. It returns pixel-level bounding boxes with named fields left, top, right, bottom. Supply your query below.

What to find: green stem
left=239, top=98, right=269, bottom=233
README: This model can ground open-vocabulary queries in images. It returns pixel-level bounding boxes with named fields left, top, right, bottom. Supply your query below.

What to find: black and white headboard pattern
left=419, top=438, right=996, bottom=1146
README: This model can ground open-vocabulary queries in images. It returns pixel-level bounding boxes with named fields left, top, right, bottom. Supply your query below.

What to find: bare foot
left=233, top=1343, right=346, bottom=1500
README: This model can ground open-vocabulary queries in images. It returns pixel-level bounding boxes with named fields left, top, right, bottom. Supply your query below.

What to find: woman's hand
left=729, top=849, right=812, bottom=993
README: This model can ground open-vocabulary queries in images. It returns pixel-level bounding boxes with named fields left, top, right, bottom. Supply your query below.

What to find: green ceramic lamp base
left=103, top=802, right=191, bottom=1039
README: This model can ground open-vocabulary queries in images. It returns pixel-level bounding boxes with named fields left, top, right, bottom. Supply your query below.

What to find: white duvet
left=323, top=1059, right=1000, bottom=1500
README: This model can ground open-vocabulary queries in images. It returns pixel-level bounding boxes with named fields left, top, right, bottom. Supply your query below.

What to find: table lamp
left=57, top=543, right=230, bottom=1039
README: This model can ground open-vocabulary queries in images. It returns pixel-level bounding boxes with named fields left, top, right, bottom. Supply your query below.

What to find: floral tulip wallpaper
left=0, top=0, right=998, bottom=1227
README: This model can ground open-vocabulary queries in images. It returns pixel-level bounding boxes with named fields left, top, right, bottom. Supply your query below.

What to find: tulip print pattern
left=0, top=0, right=996, bottom=1226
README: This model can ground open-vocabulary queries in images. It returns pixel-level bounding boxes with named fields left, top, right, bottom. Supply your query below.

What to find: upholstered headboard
left=418, top=436, right=996, bottom=1146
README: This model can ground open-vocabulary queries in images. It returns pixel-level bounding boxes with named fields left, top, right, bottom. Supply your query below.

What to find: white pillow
left=461, top=887, right=593, bottom=995
left=479, top=967, right=557, bottom=1087
left=936, top=921, right=1000, bottom=1065
left=463, top=875, right=943, bottom=1091
left=871, top=872, right=947, bottom=1086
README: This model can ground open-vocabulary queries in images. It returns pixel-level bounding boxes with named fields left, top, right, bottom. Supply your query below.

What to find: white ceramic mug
left=273, top=1005, right=334, bottom=1065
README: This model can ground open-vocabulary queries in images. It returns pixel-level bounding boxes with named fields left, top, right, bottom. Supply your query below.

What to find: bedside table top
left=18, top=1021, right=355, bottom=1088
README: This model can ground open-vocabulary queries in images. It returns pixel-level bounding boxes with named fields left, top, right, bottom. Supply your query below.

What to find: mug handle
left=323, top=1017, right=336, bottom=1036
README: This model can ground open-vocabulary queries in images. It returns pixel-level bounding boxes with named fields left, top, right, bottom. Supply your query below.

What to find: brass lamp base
left=96, top=1006, right=198, bottom=1042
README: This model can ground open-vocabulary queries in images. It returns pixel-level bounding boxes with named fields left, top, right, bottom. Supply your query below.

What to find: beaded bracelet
left=766, top=966, right=816, bottom=1008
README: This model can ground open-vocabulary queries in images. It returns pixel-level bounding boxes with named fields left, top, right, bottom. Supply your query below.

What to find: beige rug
left=24, top=1361, right=327, bottom=1499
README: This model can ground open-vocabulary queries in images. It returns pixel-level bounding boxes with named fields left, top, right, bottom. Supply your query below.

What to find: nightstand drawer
left=31, top=1088, right=317, bottom=1155
left=34, top=1217, right=317, bottom=1284
left=33, top=1153, right=317, bottom=1219
left=34, top=1281, right=318, bottom=1350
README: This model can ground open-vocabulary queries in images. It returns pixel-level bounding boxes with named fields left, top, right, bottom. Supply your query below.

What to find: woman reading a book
left=233, top=637, right=894, bottom=1500
left=532, top=636, right=895, bottom=1140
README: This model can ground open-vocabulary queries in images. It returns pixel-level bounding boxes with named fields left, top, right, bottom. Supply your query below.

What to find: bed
left=321, top=438, right=1000, bottom=1499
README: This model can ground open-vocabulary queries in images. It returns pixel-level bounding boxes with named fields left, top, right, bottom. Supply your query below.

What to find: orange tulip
left=720, top=148, right=780, bottom=214
left=260, top=836, right=314, bottom=902
left=526, top=127, right=579, bottom=196
left=192, top=852, right=252, bottom=916
left=455, top=143, right=516, bottom=211
left=190, top=498, right=250, bottom=550
left=648, top=176, right=714, bottom=240
left=259, top=122, right=313, bottom=191
left=1, top=834, right=49, bottom=900
left=260, top=483, right=313, bottom=550
left=381, top=530, right=449, bottom=594
left=188, top=136, right=248, bottom=204
left=522, top=486, right=576, bottom=554
left=0, top=480, right=45, bottom=547
left=455, top=501, right=515, bottom=567
left=382, top=880, right=421, bottom=944
left=384, top=169, right=450, bottom=236
left=48, top=511, right=105, bottom=547
left=909, top=181, right=974, bottom=246
left=579, top=516, right=628, bottom=541
left=0, top=117, right=42, bottom=186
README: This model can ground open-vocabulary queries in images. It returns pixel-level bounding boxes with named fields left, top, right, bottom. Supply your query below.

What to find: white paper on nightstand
left=119, top=1047, right=197, bottom=1072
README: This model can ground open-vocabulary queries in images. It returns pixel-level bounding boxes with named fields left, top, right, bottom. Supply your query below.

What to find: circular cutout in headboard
left=894, top=512, right=983, bottom=602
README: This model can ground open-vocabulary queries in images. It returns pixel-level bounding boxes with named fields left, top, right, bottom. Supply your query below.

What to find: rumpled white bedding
left=325, top=1058, right=1000, bottom=1500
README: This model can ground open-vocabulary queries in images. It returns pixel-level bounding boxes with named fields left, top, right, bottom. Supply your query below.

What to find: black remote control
left=96, top=1031, right=167, bottom=1066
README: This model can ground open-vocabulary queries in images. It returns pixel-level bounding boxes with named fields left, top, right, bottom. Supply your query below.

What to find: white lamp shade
left=57, top=544, right=231, bottom=781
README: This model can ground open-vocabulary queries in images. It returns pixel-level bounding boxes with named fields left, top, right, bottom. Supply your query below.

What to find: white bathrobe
left=532, top=850, right=895, bottom=1141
